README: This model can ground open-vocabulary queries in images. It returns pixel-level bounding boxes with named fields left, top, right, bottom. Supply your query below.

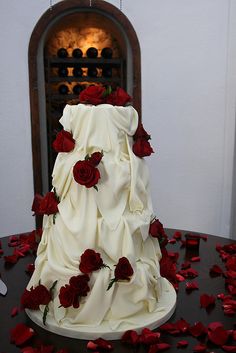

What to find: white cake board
left=26, top=278, right=176, bottom=340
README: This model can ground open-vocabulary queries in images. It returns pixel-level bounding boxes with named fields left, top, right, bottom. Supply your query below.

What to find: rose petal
left=181, top=261, right=191, bottom=270
left=176, top=319, right=190, bottom=333
left=10, top=323, right=35, bottom=346
left=168, top=239, right=176, bottom=245
left=160, top=322, right=180, bottom=335
left=20, top=347, right=36, bottom=353
left=193, top=343, right=207, bottom=352
left=93, top=338, right=113, bottom=351
left=186, top=281, right=199, bottom=291
left=210, top=264, right=223, bottom=276
left=208, top=326, right=229, bottom=346
left=176, top=274, right=185, bottom=282
left=191, top=256, right=200, bottom=262
left=11, top=306, right=19, bottom=317
left=121, top=330, right=140, bottom=346
left=207, top=321, right=223, bottom=331
left=222, top=346, right=236, bottom=352
left=148, top=343, right=171, bottom=353
left=189, top=322, right=207, bottom=337
left=200, top=294, right=216, bottom=308
left=56, top=350, right=70, bottom=353
left=140, top=328, right=160, bottom=345
left=173, top=231, right=182, bottom=240
left=177, top=340, right=188, bottom=348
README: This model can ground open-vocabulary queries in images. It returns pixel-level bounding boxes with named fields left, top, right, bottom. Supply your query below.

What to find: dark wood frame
left=28, top=0, right=141, bottom=196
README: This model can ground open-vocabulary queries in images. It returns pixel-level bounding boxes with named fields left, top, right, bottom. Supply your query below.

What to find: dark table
left=0, top=229, right=235, bottom=353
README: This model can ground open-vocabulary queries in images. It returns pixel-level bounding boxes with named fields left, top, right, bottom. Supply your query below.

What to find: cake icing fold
left=27, top=103, right=166, bottom=332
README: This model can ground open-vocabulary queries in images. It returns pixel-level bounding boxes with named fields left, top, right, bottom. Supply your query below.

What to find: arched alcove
left=29, top=0, right=141, bottom=196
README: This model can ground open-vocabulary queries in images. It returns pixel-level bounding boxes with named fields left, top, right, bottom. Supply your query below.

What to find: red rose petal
left=191, top=256, right=200, bottom=262
left=10, top=323, right=35, bottom=346
left=176, top=274, right=185, bottom=282
left=11, top=306, right=19, bottom=317
left=176, top=319, right=190, bottom=333
left=200, top=294, right=216, bottom=308
left=173, top=231, right=182, bottom=240
left=93, top=338, right=113, bottom=351
left=193, top=343, right=207, bottom=352
left=208, top=326, right=229, bottom=346
left=222, top=346, right=236, bottom=352
left=189, top=322, right=207, bottom=337
left=168, top=238, right=176, bottom=245
left=210, top=264, right=223, bottom=276
left=148, top=343, right=171, bottom=353
left=87, top=341, right=98, bottom=350
left=20, top=347, right=36, bottom=353
left=181, top=261, right=191, bottom=270
left=121, top=330, right=140, bottom=346
left=186, top=281, right=199, bottom=291
left=160, top=322, right=180, bottom=335
left=140, top=328, right=160, bottom=345
left=207, top=321, right=223, bottom=331
left=177, top=340, right=188, bottom=348
left=56, top=350, right=70, bottom=353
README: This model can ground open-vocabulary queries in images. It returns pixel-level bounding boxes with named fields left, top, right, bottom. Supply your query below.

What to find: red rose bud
left=52, top=130, right=75, bottom=153
left=133, top=138, right=154, bottom=158
left=79, top=86, right=105, bottom=105
left=114, top=257, right=134, bottom=281
left=133, top=122, right=151, bottom=141
left=73, top=160, right=100, bottom=188
left=149, top=219, right=168, bottom=247
left=79, top=249, right=104, bottom=273
left=105, top=87, right=132, bottom=106
left=89, top=151, right=103, bottom=167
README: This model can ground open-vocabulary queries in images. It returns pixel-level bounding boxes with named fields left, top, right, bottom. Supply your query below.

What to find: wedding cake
left=23, top=86, right=176, bottom=339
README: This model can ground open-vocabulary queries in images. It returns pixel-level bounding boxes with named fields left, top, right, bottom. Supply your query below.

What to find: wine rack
left=44, top=51, right=125, bottom=188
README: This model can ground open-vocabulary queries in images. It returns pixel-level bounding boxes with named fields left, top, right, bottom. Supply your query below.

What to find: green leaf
left=107, top=278, right=116, bottom=291
left=50, top=280, right=57, bottom=293
left=93, top=185, right=98, bottom=192
left=43, top=304, right=49, bottom=326
left=85, top=154, right=90, bottom=160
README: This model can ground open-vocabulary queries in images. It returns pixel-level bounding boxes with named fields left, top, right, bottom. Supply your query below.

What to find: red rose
left=133, top=122, right=151, bottom=141
left=52, top=130, right=75, bottom=153
left=69, top=274, right=90, bottom=296
left=21, top=285, right=51, bottom=310
left=39, top=192, right=59, bottom=215
left=115, top=257, right=134, bottom=280
left=59, top=284, right=77, bottom=308
left=31, top=194, right=43, bottom=215
left=149, top=219, right=168, bottom=247
left=132, top=138, right=154, bottom=157
left=73, top=160, right=100, bottom=188
left=79, top=249, right=104, bottom=274
left=89, top=152, right=103, bottom=167
left=79, top=86, right=105, bottom=105
left=105, top=87, right=132, bottom=106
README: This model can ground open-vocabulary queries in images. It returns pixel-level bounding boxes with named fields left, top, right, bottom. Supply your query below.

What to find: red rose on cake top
left=79, top=86, right=106, bottom=105
left=105, top=87, right=132, bottom=106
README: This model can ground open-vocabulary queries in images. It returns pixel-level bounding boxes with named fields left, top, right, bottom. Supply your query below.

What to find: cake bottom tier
left=26, top=277, right=176, bottom=340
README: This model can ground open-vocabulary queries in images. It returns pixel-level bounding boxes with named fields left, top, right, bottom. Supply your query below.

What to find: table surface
left=0, top=229, right=235, bottom=353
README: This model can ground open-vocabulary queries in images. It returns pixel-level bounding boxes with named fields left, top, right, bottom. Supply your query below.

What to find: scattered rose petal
left=176, top=319, right=190, bottom=333
left=176, top=274, right=185, bottom=282
left=121, top=330, right=140, bottom=346
left=26, top=263, right=35, bottom=275
left=168, top=252, right=179, bottom=262
left=11, top=306, right=19, bottom=317
left=140, top=328, right=160, bottom=345
left=160, top=322, right=180, bottom=335
left=93, top=338, right=113, bottom=351
left=208, top=325, right=229, bottom=346
left=186, top=281, right=199, bottom=291
left=189, top=322, right=207, bottom=337
left=168, top=239, right=176, bottom=245
left=200, top=294, right=216, bottom=309
left=222, top=346, right=236, bottom=352
left=210, top=264, right=223, bottom=276
left=193, top=343, right=207, bottom=352
left=10, top=323, right=35, bottom=346
left=207, top=321, right=223, bottom=331
left=87, top=341, right=98, bottom=350
left=191, top=256, right=200, bottom=262
left=181, top=261, right=191, bottom=270
left=56, top=350, right=70, bottom=353
left=178, top=268, right=198, bottom=278
left=177, top=340, right=188, bottom=348
left=148, top=343, right=171, bottom=353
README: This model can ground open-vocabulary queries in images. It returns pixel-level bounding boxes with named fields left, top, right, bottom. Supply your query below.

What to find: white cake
left=25, top=103, right=176, bottom=339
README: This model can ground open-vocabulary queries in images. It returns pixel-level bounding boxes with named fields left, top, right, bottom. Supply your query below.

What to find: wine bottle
left=86, top=47, right=98, bottom=58
left=58, top=67, right=68, bottom=77
left=57, top=48, right=68, bottom=58
left=58, top=84, right=68, bottom=95
left=73, top=84, right=83, bottom=95
left=102, top=66, right=112, bottom=78
left=73, top=67, right=83, bottom=77
left=101, top=47, right=113, bottom=59
left=72, top=48, right=83, bottom=58
left=87, top=67, right=98, bottom=77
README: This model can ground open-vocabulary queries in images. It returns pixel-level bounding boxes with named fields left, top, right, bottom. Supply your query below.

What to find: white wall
left=0, top=0, right=235, bottom=238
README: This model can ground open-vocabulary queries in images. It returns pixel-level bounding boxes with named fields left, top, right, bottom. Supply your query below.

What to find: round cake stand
left=26, top=278, right=177, bottom=340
